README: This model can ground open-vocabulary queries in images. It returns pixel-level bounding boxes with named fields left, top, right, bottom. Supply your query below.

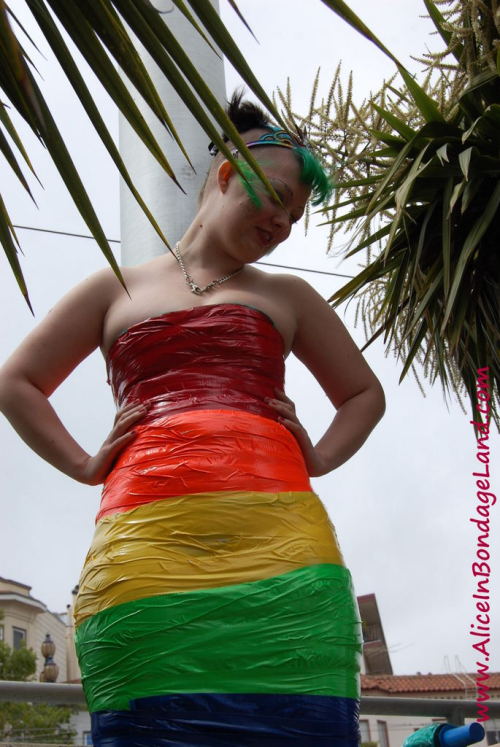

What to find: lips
left=256, top=227, right=273, bottom=246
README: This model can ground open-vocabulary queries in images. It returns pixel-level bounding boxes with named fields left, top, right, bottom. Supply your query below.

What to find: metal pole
left=119, top=0, right=226, bottom=266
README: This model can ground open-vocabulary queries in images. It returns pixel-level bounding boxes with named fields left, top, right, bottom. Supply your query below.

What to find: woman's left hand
left=265, top=389, right=329, bottom=478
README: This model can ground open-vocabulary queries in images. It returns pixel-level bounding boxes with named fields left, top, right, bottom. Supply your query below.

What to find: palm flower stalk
left=280, top=0, right=499, bottom=427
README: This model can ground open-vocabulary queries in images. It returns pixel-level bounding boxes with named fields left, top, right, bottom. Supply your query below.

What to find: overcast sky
left=1, top=0, right=498, bottom=678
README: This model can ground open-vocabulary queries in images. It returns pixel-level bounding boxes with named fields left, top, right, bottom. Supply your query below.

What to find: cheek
left=280, top=225, right=293, bottom=244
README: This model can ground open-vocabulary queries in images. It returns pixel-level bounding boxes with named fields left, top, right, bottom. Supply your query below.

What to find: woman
left=0, top=94, right=385, bottom=746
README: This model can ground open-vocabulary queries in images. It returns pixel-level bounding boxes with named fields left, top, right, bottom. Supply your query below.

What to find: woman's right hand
left=75, top=401, right=149, bottom=485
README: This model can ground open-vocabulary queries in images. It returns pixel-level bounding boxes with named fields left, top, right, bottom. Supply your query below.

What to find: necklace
left=174, top=242, right=243, bottom=295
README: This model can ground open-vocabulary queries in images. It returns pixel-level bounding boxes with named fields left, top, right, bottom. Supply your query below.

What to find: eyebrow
left=271, top=177, right=294, bottom=201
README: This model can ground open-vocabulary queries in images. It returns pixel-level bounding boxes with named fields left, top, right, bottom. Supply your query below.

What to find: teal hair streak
left=236, top=160, right=263, bottom=207
left=294, top=146, right=334, bottom=207
left=235, top=131, right=334, bottom=209
left=265, top=124, right=334, bottom=206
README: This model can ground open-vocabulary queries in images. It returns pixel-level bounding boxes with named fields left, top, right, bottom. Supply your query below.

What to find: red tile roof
left=361, top=672, right=500, bottom=694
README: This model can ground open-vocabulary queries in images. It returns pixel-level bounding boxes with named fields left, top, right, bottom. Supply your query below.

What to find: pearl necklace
left=174, top=242, right=243, bottom=295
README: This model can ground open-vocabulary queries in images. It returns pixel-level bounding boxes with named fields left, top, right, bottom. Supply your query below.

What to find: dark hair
left=201, top=91, right=333, bottom=206
left=224, top=90, right=272, bottom=139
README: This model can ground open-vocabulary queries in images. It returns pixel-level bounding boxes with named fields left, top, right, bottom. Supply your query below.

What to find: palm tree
left=0, top=0, right=285, bottom=308
left=2, top=0, right=498, bottom=421
left=280, top=0, right=499, bottom=425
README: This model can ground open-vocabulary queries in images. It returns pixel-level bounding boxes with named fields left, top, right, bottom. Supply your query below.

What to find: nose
left=270, top=203, right=292, bottom=235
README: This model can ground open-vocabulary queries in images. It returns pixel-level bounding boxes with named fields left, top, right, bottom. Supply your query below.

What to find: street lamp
left=39, top=633, right=59, bottom=682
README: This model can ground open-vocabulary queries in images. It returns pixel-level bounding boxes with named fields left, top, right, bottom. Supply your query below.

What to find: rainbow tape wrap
left=74, top=304, right=362, bottom=745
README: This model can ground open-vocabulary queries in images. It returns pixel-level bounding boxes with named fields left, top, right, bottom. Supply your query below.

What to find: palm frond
left=1, top=0, right=287, bottom=303
left=284, top=0, right=499, bottom=425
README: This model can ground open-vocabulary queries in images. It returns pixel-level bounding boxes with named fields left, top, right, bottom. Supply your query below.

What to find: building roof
left=361, top=672, right=500, bottom=694
left=0, top=576, right=31, bottom=592
left=0, top=591, right=46, bottom=613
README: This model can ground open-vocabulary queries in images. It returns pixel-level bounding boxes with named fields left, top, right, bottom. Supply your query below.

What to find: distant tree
left=0, top=639, right=36, bottom=681
left=0, top=614, right=76, bottom=744
left=0, top=700, right=76, bottom=745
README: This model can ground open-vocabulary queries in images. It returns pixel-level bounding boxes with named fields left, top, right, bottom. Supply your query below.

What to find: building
left=357, top=593, right=499, bottom=746
left=358, top=593, right=393, bottom=676
left=0, top=577, right=67, bottom=682
left=0, top=577, right=91, bottom=746
left=2, top=580, right=498, bottom=746
left=360, top=672, right=500, bottom=746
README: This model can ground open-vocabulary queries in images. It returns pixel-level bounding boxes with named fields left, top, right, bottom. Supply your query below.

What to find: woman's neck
left=177, top=214, right=243, bottom=276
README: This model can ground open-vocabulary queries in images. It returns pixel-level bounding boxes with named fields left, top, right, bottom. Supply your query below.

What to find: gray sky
left=1, top=0, right=498, bottom=678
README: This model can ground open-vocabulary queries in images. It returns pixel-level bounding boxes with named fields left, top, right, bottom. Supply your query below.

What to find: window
left=359, top=719, right=371, bottom=742
left=83, top=732, right=93, bottom=746
left=487, top=730, right=500, bottom=745
left=12, top=627, right=26, bottom=650
left=377, top=720, right=390, bottom=747
left=0, top=624, right=4, bottom=641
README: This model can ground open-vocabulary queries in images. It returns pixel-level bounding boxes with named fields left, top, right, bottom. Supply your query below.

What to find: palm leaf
left=222, top=0, right=257, bottom=40
left=320, top=0, right=445, bottom=122
left=441, top=177, right=453, bottom=297
left=44, top=0, right=190, bottom=182
left=441, top=180, right=500, bottom=331
left=422, top=0, right=465, bottom=64
left=183, top=0, right=284, bottom=127
left=371, top=103, right=416, bottom=141
left=0, top=99, right=39, bottom=181
left=162, top=0, right=222, bottom=56
left=2, top=0, right=303, bottom=302
left=24, top=65, right=125, bottom=283
left=27, top=0, right=171, bottom=248
left=113, top=0, right=281, bottom=203
left=0, top=194, right=32, bottom=311
left=0, top=124, right=34, bottom=197
left=320, top=0, right=399, bottom=64
left=398, top=318, right=429, bottom=381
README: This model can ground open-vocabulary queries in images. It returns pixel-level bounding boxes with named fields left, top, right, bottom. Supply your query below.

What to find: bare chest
left=101, top=269, right=297, bottom=358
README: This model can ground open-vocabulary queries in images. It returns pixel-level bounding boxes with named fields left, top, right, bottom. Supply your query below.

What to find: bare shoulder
left=247, top=268, right=306, bottom=314
left=280, top=275, right=384, bottom=409
left=264, top=272, right=313, bottom=304
left=0, top=266, right=126, bottom=395
left=258, top=272, right=326, bottom=323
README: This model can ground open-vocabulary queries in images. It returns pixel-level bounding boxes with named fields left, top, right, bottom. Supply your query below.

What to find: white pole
left=119, top=0, right=226, bottom=266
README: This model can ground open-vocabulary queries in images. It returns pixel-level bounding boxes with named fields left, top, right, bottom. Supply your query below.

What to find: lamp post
left=39, top=633, right=59, bottom=683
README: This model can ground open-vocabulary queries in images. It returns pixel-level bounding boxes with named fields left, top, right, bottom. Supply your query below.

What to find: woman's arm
left=268, top=275, right=385, bottom=477
left=0, top=269, right=144, bottom=484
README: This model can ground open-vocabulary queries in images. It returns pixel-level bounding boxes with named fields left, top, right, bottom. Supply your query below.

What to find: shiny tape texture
left=91, top=692, right=360, bottom=746
left=97, top=409, right=311, bottom=521
left=106, top=304, right=285, bottom=424
left=77, top=304, right=361, bottom=741
left=74, top=490, right=344, bottom=627
left=75, top=563, right=362, bottom=713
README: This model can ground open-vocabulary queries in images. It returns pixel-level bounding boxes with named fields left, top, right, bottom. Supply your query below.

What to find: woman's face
left=214, top=144, right=311, bottom=262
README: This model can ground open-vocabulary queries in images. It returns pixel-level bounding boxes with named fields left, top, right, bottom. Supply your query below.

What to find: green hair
left=294, top=146, right=334, bottom=206
left=236, top=138, right=334, bottom=209
left=210, top=92, right=334, bottom=209
left=236, top=161, right=264, bottom=207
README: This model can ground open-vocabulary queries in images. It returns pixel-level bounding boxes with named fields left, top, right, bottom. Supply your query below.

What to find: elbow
left=0, top=367, right=10, bottom=409
left=375, top=382, right=386, bottom=420
left=0, top=368, right=30, bottom=414
left=373, top=381, right=386, bottom=423
left=0, top=370, right=16, bottom=413
left=362, top=380, right=385, bottom=427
